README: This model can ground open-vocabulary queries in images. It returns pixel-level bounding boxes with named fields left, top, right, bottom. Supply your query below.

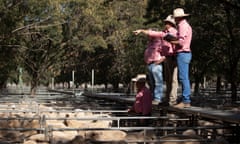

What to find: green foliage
left=81, top=35, right=107, bottom=51
left=0, top=1, right=27, bottom=87
left=0, top=0, right=240, bottom=98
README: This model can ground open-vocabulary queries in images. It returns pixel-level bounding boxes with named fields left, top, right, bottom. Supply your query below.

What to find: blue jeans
left=177, top=52, right=192, bottom=103
left=147, top=63, right=163, bottom=102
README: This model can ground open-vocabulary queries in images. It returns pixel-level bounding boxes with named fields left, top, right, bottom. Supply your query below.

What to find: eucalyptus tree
left=56, top=0, right=149, bottom=90
left=0, top=1, right=27, bottom=88
left=102, top=0, right=149, bottom=89
left=12, top=0, right=66, bottom=95
left=189, top=1, right=221, bottom=94
left=215, top=0, right=240, bottom=102
left=192, top=0, right=240, bottom=101
left=54, top=0, right=109, bottom=87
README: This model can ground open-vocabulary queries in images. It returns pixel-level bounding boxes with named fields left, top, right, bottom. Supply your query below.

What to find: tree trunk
left=230, top=67, right=238, bottom=103
left=30, top=80, right=37, bottom=96
left=193, top=75, right=200, bottom=96
left=113, top=82, right=119, bottom=92
left=202, top=76, right=206, bottom=88
left=216, top=76, right=221, bottom=93
left=30, top=73, right=39, bottom=97
left=0, top=82, right=6, bottom=89
left=223, top=4, right=239, bottom=103
left=230, top=81, right=237, bottom=103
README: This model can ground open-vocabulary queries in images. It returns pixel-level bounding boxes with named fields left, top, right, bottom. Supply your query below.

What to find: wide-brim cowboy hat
left=164, top=15, right=176, bottom=25
left=173, top=8, right=190, bottom=18
left=132, top=74, right=146, bottom=83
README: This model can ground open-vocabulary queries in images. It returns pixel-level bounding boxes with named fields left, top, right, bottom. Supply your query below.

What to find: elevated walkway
left=48, top=89, right=240, bottom=143
left=82, top=91, right=240, bottom=124
left=82, top=91, right=240, bottom=142
left=165, top=106, right=240, bottom=125
left=48, top=89, right=240, bottom=125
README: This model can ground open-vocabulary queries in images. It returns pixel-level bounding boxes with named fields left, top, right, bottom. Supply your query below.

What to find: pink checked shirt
left=144, top=30, right=164, bottom=64
left=176, top=19, right=192, bottom=53
left=133, top=86, right=152, bottom=115
left=162, top=27, right=178, bottom=56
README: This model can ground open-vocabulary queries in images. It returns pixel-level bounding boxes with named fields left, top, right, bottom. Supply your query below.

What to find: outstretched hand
left=133, top=30, right=141, bottom=35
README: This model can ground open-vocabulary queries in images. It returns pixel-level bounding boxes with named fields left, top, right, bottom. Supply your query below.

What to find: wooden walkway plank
left=83, top=92, right=240, bottom=125
left=166, top=106, right=240, bottom=124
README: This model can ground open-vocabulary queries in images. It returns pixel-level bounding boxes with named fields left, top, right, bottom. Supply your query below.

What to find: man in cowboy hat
left=170, top=8, right=192, bottom=108
left=162, top=15, right=178, bottom=106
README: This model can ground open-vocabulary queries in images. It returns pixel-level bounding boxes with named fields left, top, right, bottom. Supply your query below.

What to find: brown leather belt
left=179, top=51, right=190, bottom=53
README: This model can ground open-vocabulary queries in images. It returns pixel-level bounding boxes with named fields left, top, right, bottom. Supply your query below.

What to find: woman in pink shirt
left=133, top=29, right=165, bottom=105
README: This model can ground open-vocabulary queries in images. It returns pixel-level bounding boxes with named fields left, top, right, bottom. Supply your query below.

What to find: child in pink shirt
left=128, top=76, right=152, bottom=125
